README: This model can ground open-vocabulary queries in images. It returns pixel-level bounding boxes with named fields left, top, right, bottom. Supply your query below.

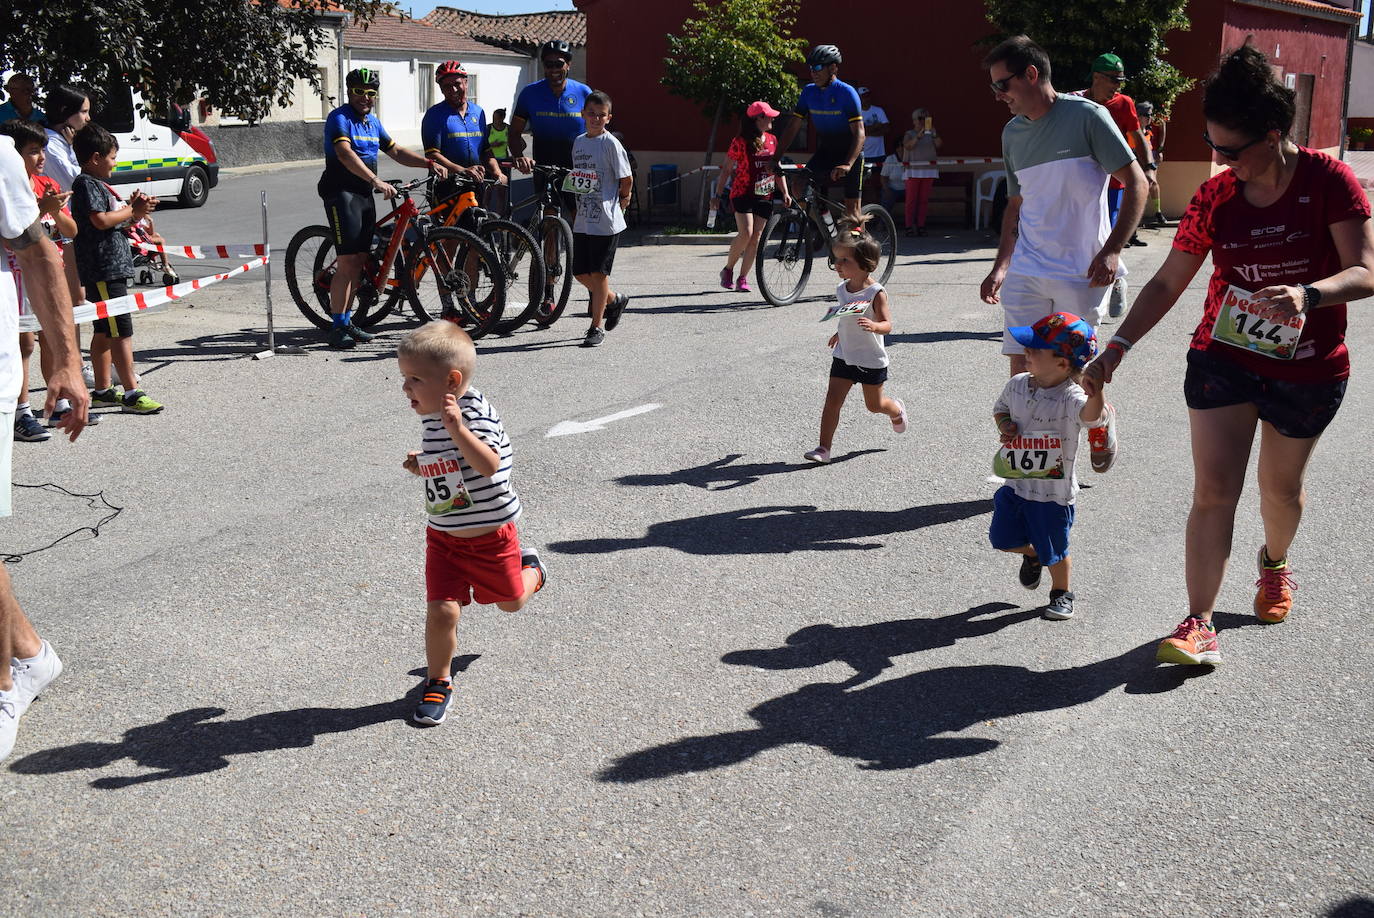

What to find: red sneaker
left=1156, top=616, right=1222, bottom=666
left=1254, top=546, right=1296, bottom=623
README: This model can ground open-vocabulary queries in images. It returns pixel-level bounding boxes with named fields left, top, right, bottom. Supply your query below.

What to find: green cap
left=1092, top=53, right=1125, bottom=74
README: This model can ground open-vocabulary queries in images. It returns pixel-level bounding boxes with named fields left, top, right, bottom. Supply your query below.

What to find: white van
left=93, top=87, right=219, bottom=207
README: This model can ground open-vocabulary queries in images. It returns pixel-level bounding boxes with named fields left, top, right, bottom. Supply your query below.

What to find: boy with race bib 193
left=568, top=91, right=632, bottom=348
left=990, top=312, right=1108, bottom=622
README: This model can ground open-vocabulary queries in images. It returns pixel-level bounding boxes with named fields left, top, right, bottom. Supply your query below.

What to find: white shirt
left=993, top=373, right=1092, bottom=505
left=571, top=131, right=631, bottom=236
left=861, top=104, right=888, bottom=159
left=832, top=280, right=888, bottom=369
left=42, top=129, right=81, bottom=193
left=0, top=136, right=37, bottom=403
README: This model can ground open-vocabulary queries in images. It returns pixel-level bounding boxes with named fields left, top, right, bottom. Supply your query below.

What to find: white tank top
left=832, top=280, right=888, bottom=369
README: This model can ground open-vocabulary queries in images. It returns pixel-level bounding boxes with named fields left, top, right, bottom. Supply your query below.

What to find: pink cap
left=746, top=101, right=780, bottom=118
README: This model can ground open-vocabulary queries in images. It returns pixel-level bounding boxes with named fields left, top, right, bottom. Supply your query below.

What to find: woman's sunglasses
left=1203, top=132, right=1263, bottom=160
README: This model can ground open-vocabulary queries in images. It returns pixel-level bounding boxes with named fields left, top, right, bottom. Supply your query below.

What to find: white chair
left=974, top=170, right=1006, bottom=230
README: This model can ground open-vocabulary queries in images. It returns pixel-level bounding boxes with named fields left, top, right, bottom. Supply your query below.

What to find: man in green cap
left=1076, top=52, right=1156, bottom=316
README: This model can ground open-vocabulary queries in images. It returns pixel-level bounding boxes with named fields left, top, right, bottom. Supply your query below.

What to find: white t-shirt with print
left=571, top=131, right=631, bottom=236
left=993, top=373, right=1094, bottom=506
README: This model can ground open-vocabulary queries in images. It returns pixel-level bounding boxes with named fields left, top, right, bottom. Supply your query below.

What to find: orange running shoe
left=1254, top=546, right=1296, bottom=623
left=1156, top=616, right=1222, bottom=666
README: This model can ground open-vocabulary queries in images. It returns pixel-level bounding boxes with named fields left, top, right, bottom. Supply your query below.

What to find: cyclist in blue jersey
left=317, top=68, right=445, bottom=350
left=422, top=60, right=504, bottom=205
left=776, top=44, right=867, bottom=222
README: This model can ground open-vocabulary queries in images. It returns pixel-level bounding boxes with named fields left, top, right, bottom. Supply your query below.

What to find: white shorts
left=1000, top=273, right=1110, bottom=355
left=0, top=410, right=12, bottom=518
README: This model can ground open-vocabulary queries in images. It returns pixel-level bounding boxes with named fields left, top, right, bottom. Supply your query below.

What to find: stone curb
left=643, top=231, right=734, bottom=246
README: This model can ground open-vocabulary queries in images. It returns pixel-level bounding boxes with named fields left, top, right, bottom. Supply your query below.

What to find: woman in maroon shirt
left=1088, top=46, right=1374, bottom=667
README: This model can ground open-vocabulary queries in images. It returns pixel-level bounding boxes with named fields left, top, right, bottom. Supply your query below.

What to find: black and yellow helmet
left=346, top=68, right=381, bottom=89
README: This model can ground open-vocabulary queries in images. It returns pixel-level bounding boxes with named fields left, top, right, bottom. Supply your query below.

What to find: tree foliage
left=983, top=0, right=1194, bottom=114
left=663, top=0, right=809, bottom=162
left=0, top=0, right=392, bottom=122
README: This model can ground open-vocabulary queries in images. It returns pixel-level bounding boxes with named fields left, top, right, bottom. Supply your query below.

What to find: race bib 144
left=994, top=431, right=1066, bottom=480
left=1213, top=284, right=1305, bottom=360
left=418, top=449, right=474, bottom=516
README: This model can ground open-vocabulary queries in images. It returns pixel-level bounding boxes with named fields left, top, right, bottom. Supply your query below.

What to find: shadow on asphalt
left=1329, top=897, right=1374, bottom=918
left=549, top=498, right=991, bottom=555
left=614, top=450, right=885, bottom=491
left=7, top=655, right=484, bottom=787
left=599, top=611, right=1260, bottom=782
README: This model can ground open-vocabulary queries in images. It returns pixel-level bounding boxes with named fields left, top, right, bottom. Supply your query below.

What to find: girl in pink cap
left=714, top=100, right=791, bottom=294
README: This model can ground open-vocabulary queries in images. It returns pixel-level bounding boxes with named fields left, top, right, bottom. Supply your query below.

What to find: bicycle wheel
left=755, top=207, right=814, bottom=306
left=401, top=226, right=506, bottom=339
left=530, top=214, right=574, bottom=328
left=285, top=225, right=334, bottom=329
left=862, top=203, right=898, bottom=285
left=483, top=219, right=547, bottom=334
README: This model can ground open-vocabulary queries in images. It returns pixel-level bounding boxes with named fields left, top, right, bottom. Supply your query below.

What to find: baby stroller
left=128, top=221, right=179, bottom=287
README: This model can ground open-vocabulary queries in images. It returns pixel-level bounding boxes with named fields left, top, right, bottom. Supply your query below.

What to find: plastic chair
left=974, top=169, right=1006, bottom=230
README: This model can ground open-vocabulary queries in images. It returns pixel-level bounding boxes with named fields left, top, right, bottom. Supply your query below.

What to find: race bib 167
left=993, top=432, right=1066, bottom=480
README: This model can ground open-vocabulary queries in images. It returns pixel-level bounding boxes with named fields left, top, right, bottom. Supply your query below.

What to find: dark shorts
left=829, top=356, right=887, bottom=386
left=572, top=231, right=620, bottom=276
left=989, top=485, right=1075, bottom=568
left=807, top=147, right=864, bottom=199
left=533, top=170, right=578, bottom=218
left=89, top=279, right=133, bottom=338
left=425, top=521, right=524, bottom=606
left=321, top=188, right=376, bottom=255
left=1184, top=348, right=1347, bottom=439
left=730, top=192, right=774, bottom=219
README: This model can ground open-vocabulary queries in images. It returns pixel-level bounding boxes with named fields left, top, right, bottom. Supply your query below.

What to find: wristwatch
left=1146, top=162, right=1158, bottom=171
left=1301, top=284, right=1321, bottom=311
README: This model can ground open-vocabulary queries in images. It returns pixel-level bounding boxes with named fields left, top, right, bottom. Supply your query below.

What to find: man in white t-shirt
left=859, top=88, right=889, bottom=166
left=0, top=134, right=89, bottom=762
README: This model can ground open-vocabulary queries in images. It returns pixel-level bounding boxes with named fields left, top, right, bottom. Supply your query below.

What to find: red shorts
left=425, top=521, right=523, bottom=605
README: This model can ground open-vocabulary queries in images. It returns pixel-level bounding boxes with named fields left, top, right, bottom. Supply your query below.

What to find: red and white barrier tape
left=904, top=158, right=1004, bottom=165
left=18, top=254, right=270, bottom=333
left=134, top=241, right=269, bottom=260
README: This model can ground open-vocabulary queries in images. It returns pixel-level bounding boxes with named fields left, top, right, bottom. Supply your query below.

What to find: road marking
left=546, top=403, right=663, bottom=438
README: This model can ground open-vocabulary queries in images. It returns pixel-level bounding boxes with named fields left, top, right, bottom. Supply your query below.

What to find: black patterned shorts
left=1183, top=348, right=1347, bottom=439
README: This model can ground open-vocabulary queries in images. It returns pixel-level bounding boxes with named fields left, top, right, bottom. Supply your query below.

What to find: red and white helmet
left=436, top=60, right=468, bottom=82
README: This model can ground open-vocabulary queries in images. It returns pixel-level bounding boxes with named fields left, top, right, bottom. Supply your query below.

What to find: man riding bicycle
left=317, top=67, right=445, bottom=349
left=776, top=44, right=866, bottom=223
left=509, top=39, right=592, bottom=307
left=422, top=60, right=504, bottom=208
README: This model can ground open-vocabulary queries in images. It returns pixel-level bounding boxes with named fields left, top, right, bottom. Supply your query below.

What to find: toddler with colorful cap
left=988, top=312, right=1109, bottom=620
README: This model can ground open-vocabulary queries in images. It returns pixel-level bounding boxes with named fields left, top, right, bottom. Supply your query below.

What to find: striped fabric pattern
left=421, top=388, right=522, bottom=532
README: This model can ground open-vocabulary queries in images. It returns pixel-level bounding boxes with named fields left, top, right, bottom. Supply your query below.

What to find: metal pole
left=254, top=187, right=305, bottom=359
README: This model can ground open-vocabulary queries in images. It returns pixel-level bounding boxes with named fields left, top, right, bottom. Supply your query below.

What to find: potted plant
left=1351, top=127, right=1373, bottom=150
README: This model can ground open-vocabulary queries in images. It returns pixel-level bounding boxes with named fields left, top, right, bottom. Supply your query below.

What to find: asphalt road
left=1, top=166, right=1371, bottom=917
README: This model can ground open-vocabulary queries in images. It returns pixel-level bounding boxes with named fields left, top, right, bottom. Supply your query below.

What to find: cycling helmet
left=346, top=68, right=381, bottom=89
left=436, top=60, right=468, bottom=82
left=537, top=39, right=573, bottom=62
left=808, top=45, right=842, bottom=68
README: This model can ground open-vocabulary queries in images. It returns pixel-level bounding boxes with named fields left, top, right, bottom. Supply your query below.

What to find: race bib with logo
left=417, top=449, right=474, bottom=516
left=1213, top=284, right=1305, bottom=360
left=562, top=168, right=601, bottom=195
left=821, top=298, right=871, bottom=322
left=993, top=432, right=1066, bottom=480
left=753, top=173, right=775, bottom=197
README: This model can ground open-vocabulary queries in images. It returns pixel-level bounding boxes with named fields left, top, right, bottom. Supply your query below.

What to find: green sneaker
left=120, top=390, right=164, bottom=414
left=90, top=387, right=122, bottom=408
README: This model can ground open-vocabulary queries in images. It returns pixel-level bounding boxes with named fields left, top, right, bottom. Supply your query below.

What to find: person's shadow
left=9, top=656, right=481, bottom=788
left=549, top=499, right=992, bottom=555
left=614, top=451, right=885, bottom=492
left=599, top=611, right=1253, bottom=782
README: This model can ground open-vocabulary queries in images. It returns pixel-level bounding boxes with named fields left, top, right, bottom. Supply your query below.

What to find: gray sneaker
left=604, top=294, right=629, bottom=331
left=581, top=326, right=605, bottom=347
left=14, top=413, right=50, bottom=442
left=1043, top=590, right=1076, bottom=621
left=11, top=639, right=62, bottom=717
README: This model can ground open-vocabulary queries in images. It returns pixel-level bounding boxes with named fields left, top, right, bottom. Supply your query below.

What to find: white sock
left=16, top=403, right=31, bottom=417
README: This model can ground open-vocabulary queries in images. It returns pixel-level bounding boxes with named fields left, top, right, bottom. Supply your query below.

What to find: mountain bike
left=754, top=164, right=897, bottom=307
left=285, top=178, right=507, bottom=338
left=500, top=162, right=575, bottom=328
left=425, top=174, right=545, bottom=335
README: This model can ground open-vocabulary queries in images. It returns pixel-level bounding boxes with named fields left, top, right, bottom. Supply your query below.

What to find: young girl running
left=715, top=101, right=791, bottom=294
left=804, top=219, right=907, bottom=462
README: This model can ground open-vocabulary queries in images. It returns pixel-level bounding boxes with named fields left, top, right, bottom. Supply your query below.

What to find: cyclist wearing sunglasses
left=1085, top=46, right=1374, bottom=668
left=318, top=67, right=445, bottom=349
left=775, top=44, right=866, bottom=223
left=509, top=40, right=592, bottom=215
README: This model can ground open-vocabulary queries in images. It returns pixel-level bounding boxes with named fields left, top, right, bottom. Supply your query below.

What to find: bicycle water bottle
left=706, top=204, right=718, bottom=229
left=821, top=210, right=835, bottom=235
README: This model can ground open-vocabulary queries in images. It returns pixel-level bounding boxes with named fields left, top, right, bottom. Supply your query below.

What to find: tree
left=983, top=0, right=1194, bottom=114
left=0, top=0, right=392, bottom=122
left=662, top=0, right=809, bottom=167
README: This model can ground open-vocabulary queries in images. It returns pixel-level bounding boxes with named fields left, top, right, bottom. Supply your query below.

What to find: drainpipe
left=1342, top=1, right=1359, bottom=157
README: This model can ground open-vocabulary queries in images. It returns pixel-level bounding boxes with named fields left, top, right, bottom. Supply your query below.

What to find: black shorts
left=572, top=231, right=620, bottom=276
left=829, top=356, right=887, bottom=386
left=730, top=193, right=774, bottom=218
left=321, top=188, right=376, bottom=255
left=89, top=279, right=133, bottom=338
left=1183, top=348, right=1347, bottom=439
left=807, top=147, right=863, bottom=200
left=533, top=170, right=578, bottom=218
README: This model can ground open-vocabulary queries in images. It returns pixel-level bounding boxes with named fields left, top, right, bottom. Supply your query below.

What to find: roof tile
left=422, top=8, right=588, bottom=50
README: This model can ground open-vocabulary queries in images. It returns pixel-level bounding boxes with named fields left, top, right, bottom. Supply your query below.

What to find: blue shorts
left=989, top=485, right=1074, bottom=568
left=1107, top=186, right=1123, bottom=227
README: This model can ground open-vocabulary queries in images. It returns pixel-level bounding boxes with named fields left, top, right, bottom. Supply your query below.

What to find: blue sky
left=399, top=0, right=576, bottom=15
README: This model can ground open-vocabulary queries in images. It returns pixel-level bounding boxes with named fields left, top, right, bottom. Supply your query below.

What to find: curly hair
left=1202, top=45, right=1295, bottom=140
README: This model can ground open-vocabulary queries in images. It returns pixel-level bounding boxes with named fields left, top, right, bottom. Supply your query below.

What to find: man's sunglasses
left=1102, top=74, right=1126, bottom=84
left=810, top=63, right=827, bottom=72
left=990, top=70, right=1024, bottom=93
left=1203, top=132, right=1263, bottom=160
left=542, top=58, right=569, bottom=68
left=351, top=88, right=379, bottom=98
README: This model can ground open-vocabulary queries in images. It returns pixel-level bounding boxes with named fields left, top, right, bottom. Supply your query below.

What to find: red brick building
left=572, top=0, right=1360, bottom=215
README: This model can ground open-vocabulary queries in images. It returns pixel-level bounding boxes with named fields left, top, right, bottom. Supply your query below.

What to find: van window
left=94, top=85, right=135, bottom=134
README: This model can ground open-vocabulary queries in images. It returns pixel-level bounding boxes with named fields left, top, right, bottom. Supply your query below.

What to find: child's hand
left=856, top=316, right=876, bottom=332
left=441, top=393, right=464, bottom=430
left=997, top=417, right=1019, bottom=444
left=403, top=450, right=421, bottom=476
left=827, top=333, right=839, bottom=348
left=131, top=193, right=153, bottom=220
left=38, top=189, right=71, bottom=216
left=1080, top=373, right=1102, bottom=399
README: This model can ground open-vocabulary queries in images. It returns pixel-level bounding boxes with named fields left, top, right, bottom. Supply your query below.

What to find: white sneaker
left=0, top=688, right=20, bottom=763
left=81, top=363, right=95, bottom=388
left=11, top=640, right=62, bottom=716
